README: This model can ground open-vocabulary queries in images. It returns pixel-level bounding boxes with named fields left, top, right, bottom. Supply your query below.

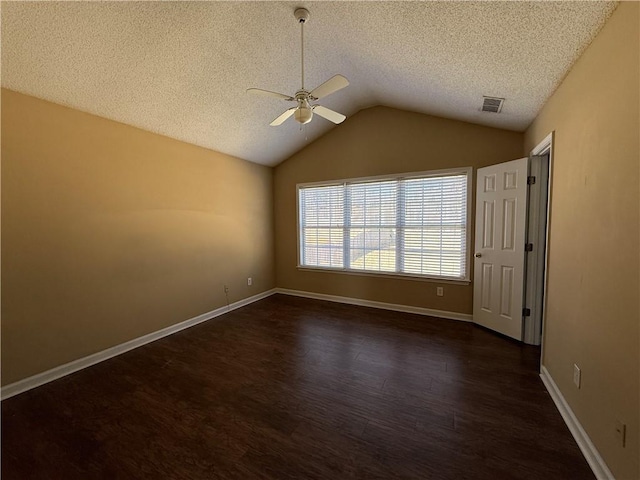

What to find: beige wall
left=1, top=89, right=275, bottom=385
left=274, top=106, right=523, bottom=314
left=525, top=3, right=639, bottom=478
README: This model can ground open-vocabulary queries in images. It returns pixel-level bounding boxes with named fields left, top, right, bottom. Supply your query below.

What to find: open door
left=473, top=157, right=529, bottom=340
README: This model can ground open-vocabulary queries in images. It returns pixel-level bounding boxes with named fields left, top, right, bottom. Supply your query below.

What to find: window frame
left=296, top=167, right=473, bottom=284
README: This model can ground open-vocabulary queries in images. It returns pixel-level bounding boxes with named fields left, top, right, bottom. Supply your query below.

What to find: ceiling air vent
left=481, top=96, right=505, bottom=113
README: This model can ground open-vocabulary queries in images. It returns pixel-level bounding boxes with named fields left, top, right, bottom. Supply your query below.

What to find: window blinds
left=299, top=185, right=345, bottom=268
left=299, top=171, right=468, bottom=280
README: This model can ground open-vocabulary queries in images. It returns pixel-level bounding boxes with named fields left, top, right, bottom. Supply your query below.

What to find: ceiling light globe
left=295, top=107, right=313, bottom=124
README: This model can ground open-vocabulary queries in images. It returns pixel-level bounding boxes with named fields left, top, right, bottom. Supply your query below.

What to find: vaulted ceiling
left=2, top=1, right=617, bottom=166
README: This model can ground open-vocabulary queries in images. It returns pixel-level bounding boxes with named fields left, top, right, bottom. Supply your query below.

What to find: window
left=298, top=168, right=471, bottom=281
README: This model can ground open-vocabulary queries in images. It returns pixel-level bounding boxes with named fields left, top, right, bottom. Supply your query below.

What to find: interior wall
left=524, top=3, right=639, bottom=478
left=274, top=106, right=523, bottom=314
left=1, top=89, right=275, bottom=385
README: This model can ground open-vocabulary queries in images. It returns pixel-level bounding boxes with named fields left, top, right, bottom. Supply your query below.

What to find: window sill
left=296, top=266, right=471, bottom=285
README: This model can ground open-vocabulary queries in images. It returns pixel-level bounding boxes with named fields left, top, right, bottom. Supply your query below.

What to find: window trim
left=296, top=167, right=473, bottom=283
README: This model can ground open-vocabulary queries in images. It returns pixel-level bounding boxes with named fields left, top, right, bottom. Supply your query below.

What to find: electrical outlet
left=224, top=285, right=229, bottom=294
left=573, top=364, right=581, bottom=389
left=436, top=287, right=444, bottom=297
left=247, top=277, right=252, bottom=286
left=615, top=420, right=626, bottom=447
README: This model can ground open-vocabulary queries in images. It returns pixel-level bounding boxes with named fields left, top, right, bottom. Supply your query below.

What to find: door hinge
left=525, top=243, right=533, bottom=252
left=527, top=176, right=536, bottom=185
left=523, top=308, right=531, bottom=317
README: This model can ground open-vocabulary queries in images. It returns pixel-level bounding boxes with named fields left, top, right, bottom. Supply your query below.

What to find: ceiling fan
left=247, top=8, right=349, bottom=127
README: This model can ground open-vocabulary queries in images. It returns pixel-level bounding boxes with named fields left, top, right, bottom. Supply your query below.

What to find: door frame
left=523, top=132, right=554, bottom=349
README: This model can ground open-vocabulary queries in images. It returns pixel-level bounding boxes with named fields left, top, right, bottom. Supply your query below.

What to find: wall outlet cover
left=615, top=420, right=626, bottom=447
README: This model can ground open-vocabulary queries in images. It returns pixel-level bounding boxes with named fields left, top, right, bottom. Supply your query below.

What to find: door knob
left=475, top=253, right=482, bottom=258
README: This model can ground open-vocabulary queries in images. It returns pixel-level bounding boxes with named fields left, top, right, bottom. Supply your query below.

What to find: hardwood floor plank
left=2, top=294, right=594, bottom=479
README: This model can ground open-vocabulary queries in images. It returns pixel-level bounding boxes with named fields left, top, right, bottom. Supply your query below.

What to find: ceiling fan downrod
left=294, top=8, right=310, bottom=91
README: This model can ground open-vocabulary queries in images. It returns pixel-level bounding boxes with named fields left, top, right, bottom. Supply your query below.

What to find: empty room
left=1, top=1, right=638, bottom=479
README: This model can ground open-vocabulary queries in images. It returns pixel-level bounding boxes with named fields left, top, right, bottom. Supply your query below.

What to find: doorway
left=523, top=134, right=553, bottom=346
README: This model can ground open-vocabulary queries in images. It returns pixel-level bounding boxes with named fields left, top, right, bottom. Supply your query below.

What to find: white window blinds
left=401, top=175, right=467, bottom=278
left=299, top=170, right=469, bottom=281
left=348, top=180, right=398, bottom=272
left=299, top=185, right=345, bottom=268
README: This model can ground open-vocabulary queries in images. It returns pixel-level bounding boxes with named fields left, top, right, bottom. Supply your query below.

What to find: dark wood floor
left=2, top=294, right=594, bottom=479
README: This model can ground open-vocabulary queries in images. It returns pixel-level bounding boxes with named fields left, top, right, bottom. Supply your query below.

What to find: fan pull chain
left=298, top=122, right=308, bottom=141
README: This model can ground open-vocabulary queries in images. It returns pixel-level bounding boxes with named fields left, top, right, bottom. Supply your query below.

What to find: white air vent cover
left=481, top=96, right=505, bottom=113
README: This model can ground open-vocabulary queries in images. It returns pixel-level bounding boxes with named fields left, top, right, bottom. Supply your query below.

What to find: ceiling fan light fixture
left=295, top=106, right=313, bottom=124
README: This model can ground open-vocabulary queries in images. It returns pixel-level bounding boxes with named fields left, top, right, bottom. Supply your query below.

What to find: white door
left=473, top=158, right=529, bottom=340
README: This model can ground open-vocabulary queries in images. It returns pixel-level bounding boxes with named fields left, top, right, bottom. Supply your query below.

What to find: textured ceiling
left=1, top=1, right=617, bottom=166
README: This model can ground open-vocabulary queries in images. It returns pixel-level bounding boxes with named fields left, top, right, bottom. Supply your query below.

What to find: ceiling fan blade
left=312, top=105, right=346, bottom=124
left=270, top=107, right=297, bottom=126
left=309, top=74, right=349, bottom=100
left=247, top=88, right=294, bottom=101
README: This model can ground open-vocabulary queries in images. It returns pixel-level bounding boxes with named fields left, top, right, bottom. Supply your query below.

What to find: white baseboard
left=2, top=288, right=470, bottom=400
left=1, top=289, right=277, bottom=401
left=275, top=288, right=473, bottom=322
left=540, top=365, right=615, bottom=480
